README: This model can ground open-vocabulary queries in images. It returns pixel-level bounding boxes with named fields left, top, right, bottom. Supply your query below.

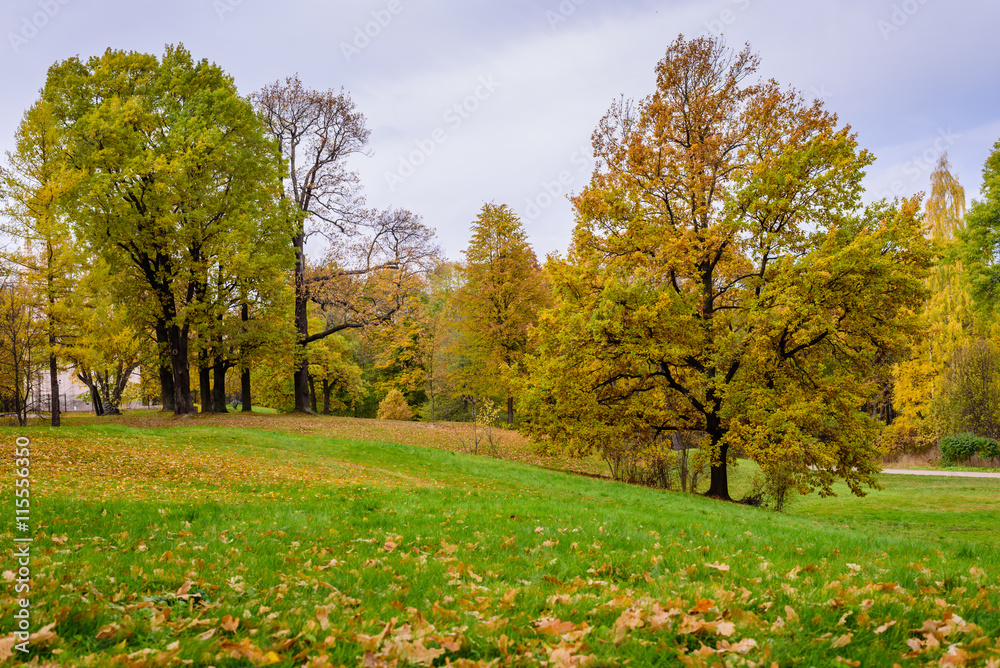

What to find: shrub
left=376, top=389, right=413, bottom=421
left=453, top=398, right=504, bottom=456
left=600, top=432, right=709, bottom=493
left=939, top=433, right=1000, bottom=464
left=979, top=438, right=1000, bottom=460
left=879, top=421, right=939, bottom=459
left=741, top=464, right=798, bottom=512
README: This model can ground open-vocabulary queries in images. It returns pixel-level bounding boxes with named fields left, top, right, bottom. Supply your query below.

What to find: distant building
left=30, top=366, right=145, bottom=413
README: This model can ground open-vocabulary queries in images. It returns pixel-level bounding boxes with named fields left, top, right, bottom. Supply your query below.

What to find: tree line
left=4, top=36, right=1000, bottom=503
left=0, top=45, right=437, bottom=426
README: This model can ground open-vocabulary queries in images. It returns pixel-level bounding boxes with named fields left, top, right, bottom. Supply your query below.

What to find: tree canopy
left=521, top=35, right=935, bottom=501
left=42, top=44, right=295, bottom=414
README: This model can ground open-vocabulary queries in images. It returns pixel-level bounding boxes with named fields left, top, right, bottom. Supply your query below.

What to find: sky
left=1, top=0, right=998, bottom=261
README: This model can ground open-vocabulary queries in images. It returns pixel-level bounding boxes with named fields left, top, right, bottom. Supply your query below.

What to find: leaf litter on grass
left=2, top=418, right=1000, bottom=666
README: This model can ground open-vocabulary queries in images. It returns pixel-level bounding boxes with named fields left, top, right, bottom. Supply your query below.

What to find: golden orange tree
left=522, top=35, right=934, bottom=501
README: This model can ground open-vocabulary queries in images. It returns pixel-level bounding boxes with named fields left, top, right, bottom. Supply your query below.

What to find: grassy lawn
left=788, top=475, right=1000, bottom=550
left=1, top=414, right=999, bottom=666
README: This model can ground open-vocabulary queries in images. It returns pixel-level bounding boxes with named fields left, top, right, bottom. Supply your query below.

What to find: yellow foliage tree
left=890, top=154, right=972, bottom=450
left=521, top=35, right=934, bottom=501
left=377, top=388, right=413, bottom=421
left=454, top=203, right=549, bottom=425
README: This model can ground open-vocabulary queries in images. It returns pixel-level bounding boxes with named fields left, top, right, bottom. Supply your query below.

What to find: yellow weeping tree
left=888, top=154, right=973, bottom=451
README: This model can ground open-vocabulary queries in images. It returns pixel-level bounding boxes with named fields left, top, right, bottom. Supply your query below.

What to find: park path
left=882, top=468, right=1000, bottom=479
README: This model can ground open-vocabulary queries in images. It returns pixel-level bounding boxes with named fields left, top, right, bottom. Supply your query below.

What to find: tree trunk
left=507, top=394, right=514, bottom=426
left=212, top=359, right=228, bottom=413
left=429, top=381, right=435, bottom=422
left=107, top=366, right=130, bottom=415
left=79, top=373, right=104, bottom=416
left=49, top=350, right=60, bottom=427
left=199, top=364, right=213, bottom=413
left=322, top=378, right=331, bottom=415
left=308, top=375, right=317, bottom=413
left=240, top=302, right=252, bottom=412
left=166, top=323, right=194, bottom=415
left=155, top=321, right=175, bottom=412
left=704, top=439, right=731, bottom=500
left=241, top=367, right=252, bottom=412
left=292, top=227, right=313, bottom=413
left=295, top=360, right=312, bottom=412
left=100, top=372, right=122, bottom=415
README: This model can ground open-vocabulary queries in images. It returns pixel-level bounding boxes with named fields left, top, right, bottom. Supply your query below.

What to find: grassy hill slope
left=1, top=415, right=999, bottom=666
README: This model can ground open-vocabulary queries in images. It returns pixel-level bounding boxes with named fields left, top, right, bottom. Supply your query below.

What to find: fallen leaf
left=177, top=580, right=194, bottom=597
left=874, top=620, right=896, bottom=635
left=0, top=636, right=17, bottom=662
left=612, top=609, right=644, bottom=644
left=716, top=621, right=736, bottom=637
left=29, top=623, right=57, bottom=646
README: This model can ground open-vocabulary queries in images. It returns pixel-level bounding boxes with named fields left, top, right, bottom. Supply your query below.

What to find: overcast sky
left=2, top=0, right=998, bottom=261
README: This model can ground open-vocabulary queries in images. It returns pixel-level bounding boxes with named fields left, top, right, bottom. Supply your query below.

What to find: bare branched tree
left=252, top=77, right=438, bottom=411
left=308, top=209, right=440, bottom=343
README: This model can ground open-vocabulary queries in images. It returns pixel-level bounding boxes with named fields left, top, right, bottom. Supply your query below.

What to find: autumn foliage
left=377, top=388, right=414, bottom=421
left=521, top=35, right=934, bottom=500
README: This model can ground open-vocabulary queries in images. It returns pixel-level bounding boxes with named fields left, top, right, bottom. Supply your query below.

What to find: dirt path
left=882, top=468, right=1000, bottom=479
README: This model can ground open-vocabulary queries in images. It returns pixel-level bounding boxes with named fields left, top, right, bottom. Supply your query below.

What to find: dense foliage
left=520, top=35, right=934, bottom=501
left=939, top=432, right=1000, bottom=464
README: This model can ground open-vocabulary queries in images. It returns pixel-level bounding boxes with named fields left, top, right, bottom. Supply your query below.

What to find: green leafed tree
left=455, top=203, right=549, bottom=425
left=42, top=44, right=296, bottom=414
left=307, top=331, right=366, bottom=415
left=960, top=139, right=1000, bottom=321
left=521, top=35, right=934, bottom=501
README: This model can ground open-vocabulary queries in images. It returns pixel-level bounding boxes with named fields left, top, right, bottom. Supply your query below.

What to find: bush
left=939, top=433, right=1000, bottom=464
left=376, top=389, right=413, bottom=421
left=600, top=432, right=709, bottom=493
left=741, top=464, right=798, bottom=512
left=453, top=398, right=503, bottom=456
left=879, top=421, right=939, bottom=459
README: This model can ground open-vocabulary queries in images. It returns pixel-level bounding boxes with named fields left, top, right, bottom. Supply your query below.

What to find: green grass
left=2, top=417, right=999, bottom=666
left=788, top=475, right=1000, bottom=549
